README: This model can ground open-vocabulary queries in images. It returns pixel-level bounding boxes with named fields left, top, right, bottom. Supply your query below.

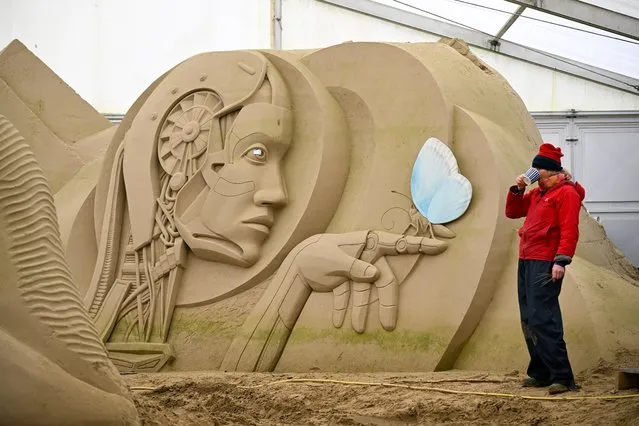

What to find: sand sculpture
left=0, top=115, right=138, bottom=424
left=1, top=38, right=638, bottom=378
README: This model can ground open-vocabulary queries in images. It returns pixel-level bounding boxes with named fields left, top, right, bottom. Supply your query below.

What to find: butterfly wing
left=411, top=137, right=472, bottom=224
left=426, top=174, right=472, bottom=224
left=410, top=137, right=460, bottom=219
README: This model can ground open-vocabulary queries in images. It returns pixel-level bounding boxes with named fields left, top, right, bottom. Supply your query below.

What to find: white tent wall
left=0, top=0, right=272, bottom=114
left=476, top=50, right=639, bottom=112
left=281, top=0, right=441, bottom=48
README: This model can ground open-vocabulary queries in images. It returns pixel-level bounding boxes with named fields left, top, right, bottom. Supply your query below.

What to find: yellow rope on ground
left=233, top=378, right=639, bottom=401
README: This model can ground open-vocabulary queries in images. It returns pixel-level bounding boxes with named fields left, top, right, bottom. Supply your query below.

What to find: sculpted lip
left=242, top=214, right=274, bottom=234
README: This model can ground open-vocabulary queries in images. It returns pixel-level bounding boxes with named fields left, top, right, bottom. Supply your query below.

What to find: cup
left=522, top=167, right=541, bottom=185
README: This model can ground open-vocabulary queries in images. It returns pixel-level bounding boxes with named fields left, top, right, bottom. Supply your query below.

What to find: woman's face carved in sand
left=179, top=103, right=293, bottom=267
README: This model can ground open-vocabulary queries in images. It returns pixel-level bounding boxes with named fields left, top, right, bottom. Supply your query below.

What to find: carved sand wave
left=0, top=115, right=110, bottom=365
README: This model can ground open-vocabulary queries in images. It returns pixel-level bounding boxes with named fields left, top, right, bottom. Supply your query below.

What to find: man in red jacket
left=506, top=143, right=586, bottom=395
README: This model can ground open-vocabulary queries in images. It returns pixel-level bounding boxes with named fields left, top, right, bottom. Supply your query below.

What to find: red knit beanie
left=532, top=143, right=563, bottom=171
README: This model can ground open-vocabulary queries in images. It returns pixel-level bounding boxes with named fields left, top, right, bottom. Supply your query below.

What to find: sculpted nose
left=254, top=167, right=288, bottom=207
left=255, top=188, right=287, bottom=207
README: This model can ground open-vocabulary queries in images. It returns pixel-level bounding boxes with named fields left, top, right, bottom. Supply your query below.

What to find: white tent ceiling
left=372, top=0, right=639, bottom=81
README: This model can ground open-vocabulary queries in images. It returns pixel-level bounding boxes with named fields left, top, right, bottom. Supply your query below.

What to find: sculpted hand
left=223, top=231, right=447, bottom=372
left=552, top=264, right=565, bottom=281
left=293, top=233, right=380, bottom=293
left=294, top=230, right=447, bottom=333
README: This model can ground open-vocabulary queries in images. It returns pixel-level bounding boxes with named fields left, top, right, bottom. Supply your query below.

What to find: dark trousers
left=518, top=259, right=575, bottom=387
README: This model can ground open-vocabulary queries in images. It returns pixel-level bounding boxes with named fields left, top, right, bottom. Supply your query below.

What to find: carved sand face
left=178, top=103, right=293, bottom=267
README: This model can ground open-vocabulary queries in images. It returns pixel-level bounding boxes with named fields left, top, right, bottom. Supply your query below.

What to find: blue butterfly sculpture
left=410, top=137, right=472, bottom=237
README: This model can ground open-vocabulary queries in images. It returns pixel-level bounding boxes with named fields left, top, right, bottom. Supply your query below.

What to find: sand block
left=0, top=40, right=111, bottom=143
left=0, top=77, right=83, bottom=191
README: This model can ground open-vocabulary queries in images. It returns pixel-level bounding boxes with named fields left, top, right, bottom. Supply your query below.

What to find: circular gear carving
left=157, top=90, right=222, bottom=179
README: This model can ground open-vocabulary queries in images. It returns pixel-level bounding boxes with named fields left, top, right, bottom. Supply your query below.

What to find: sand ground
left=128, top=358, right=639, bottom=425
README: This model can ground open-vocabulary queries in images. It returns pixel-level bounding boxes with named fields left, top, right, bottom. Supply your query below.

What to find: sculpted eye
left=244, top=146, right=268, bottom=164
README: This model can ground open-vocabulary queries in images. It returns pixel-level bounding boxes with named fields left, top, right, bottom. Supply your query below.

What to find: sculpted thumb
left=349, top=259, right=379, bottom=283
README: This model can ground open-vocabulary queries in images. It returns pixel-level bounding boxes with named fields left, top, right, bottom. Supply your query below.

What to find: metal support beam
left=504, top=0, right=639, bottom=42
left=494, top=5, right=526, bottom=41
left=317, top=0, right=639, bottom=94
left=532, top=110, right=639, bottom=119
left=271, top=0, right=283, bottom=49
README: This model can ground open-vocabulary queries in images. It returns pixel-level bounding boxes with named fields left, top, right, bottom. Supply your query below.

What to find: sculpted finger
left=374, top=257, right=399, bottom=331
left=348, top=258, right=379, bottom=283
left=332, top=281, right=350, bottom=328
left=432, top=224, right=456, bottom=239
left=319, top=240, right=378, bottom=284
left=389, top=234, right=448, bottom=256
left=351, top=281, right=372, bottom=334
left=418, top=237, right=448, bottom=255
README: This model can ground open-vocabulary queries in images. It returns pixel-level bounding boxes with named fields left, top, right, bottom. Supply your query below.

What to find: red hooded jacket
left=505, top=179, right=586, bottom=265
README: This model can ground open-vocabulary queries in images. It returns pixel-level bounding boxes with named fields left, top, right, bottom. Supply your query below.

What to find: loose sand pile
left=129, top=356, right=638, bottom=425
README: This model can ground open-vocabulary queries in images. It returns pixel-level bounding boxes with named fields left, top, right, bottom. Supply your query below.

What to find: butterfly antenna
left=391, top=190, right=413, bottom=203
